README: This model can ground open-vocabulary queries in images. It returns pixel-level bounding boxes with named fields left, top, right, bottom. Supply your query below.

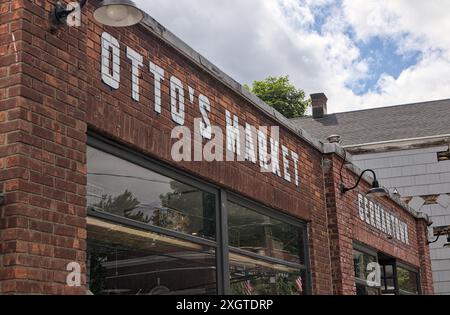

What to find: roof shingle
left=291, top=99, right=450, bottom=146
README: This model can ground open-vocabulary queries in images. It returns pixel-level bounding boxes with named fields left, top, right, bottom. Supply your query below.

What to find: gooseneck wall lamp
left=429, top=226, right=450, bottom=248
left=339, top=150, right=389, bottom=199
left=53, top=0, right=144, bottom=27
left=340, top=169, right=389, bottom=198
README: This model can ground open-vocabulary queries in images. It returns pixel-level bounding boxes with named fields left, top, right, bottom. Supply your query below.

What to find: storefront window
left=228, top=199, right=308, bottom=295
left=87, top=217, right=217, bottom=295
left=229, top=252, right=307, bottom=295
left=397, top=266, right=419, bottom=295
left=227, top=201, right=305, bottom=264
left=87, top=139, right=310, bottom=295
left=87, top=147, right=216, bottom=240
left=354, top=245, right=421, bottom=296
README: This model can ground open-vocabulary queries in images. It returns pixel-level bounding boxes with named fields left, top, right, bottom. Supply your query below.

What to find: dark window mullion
left=217, top=190, right=230, bottom=295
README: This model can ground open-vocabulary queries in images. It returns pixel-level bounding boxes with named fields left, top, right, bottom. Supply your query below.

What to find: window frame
left=380, top=261, right=397, bottom=295
left=86, top=132, right=311, bottom=295
left=396, top=262, right=421, bottom=295
left=352, top=241, right=422, bottom=296
left=226, top=193, right=311, bottom=295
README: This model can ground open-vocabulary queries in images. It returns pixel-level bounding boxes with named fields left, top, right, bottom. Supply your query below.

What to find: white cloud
left=134, top=0, right=450, bottom=113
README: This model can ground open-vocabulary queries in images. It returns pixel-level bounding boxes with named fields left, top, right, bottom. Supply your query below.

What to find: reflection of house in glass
left=228, top=201, right=305, bottom=265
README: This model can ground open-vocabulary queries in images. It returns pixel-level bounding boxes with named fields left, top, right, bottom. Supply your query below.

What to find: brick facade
left=324, top=154, right=434, bottom=295
left=0, top=0, right=432, bottom=295
left=0, top=0, right=87, bottom=294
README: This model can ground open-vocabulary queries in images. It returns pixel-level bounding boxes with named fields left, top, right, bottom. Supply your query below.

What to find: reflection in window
left=353, top=248, right=380, bottom=295
left=227, top=201, right=305, bottom=264
left=356, top=283, right=381, bottom=295
left=87, top=147, right=216, bottom=240
left=229, top=252, right=306, bottom=295
left=397, top=266, right=419, bottom=295
left=87, top=217, right=217, bottom=295
left=353, top=249, right=377, bottom=281
left=380, top=263, right=396, bottom=294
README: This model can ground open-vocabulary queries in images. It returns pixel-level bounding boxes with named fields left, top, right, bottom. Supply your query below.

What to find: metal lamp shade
left=366, top=187, right=389, bottom=199
left=93, top=0, right=144, bottom=27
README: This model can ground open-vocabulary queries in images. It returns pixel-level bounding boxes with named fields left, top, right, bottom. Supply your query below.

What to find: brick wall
left=82, top=1, right=333, bottom=295
left=324, top=153, right=434, bottom=294
left=0, top=0, right=334, bottom=294
left=0, top=0, right=432, bottom=295
left=416, top=219, right=434, bottom=295
left=0, top=0, right=87, bottom=294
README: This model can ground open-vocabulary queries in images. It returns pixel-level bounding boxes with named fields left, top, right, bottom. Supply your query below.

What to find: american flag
left=295, top=276, right=303, bottom=293
left=243, top=280, right=254, bottom=295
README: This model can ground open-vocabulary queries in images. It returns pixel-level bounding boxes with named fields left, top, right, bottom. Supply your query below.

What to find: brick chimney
left=311, top=93, right=328, bottom=119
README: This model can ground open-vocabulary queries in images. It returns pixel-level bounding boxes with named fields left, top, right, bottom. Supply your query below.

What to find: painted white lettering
left=282, top=146, right=291, bottom=182
left=244, top=123, right=257, bottom=164
left=258, top=128, right=269, bottom=172
left=369, top=201, right=376, bottom=227
left=149, top=62, right=164, bottom=114
left=374, top=204, right=381, bottom=229
left=199, top=94, right=212, bottom=140
left=291, top=151, right=299, bottom=187
left=101, top=32, right=120, bottom=89
left=170, top=76, right=185, bottom=125
left=358, top=194, right=365, bottom=221
left=126, top=47, right=143, bottom=101
left=225, top=110, right=241, bottom=159
left=270, top=136, right=281, bottom=177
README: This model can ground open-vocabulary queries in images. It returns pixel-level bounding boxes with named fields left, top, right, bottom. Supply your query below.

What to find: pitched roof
left=291, top=99, right=450, bottom=146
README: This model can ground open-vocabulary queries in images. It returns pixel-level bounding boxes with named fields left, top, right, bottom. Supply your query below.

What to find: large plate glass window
left=227, top=199, right=309, bottom=295
left=87, top=217, right=216, bottom=295
left=379, top=255, right=420, bottom=295
left=397, top=264, right=419, bottom=295
left=86, top=144, right=218, bottom=295
left=88, top=146, right=216, bottom=240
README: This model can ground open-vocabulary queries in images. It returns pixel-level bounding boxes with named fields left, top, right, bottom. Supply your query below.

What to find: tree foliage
left=245, top=76, right=310, bottom=119
left=94, top=190, right=150, bottom=223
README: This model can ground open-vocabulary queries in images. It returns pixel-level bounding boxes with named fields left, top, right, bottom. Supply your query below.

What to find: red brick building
left=0, top=0, right=433, bottom=295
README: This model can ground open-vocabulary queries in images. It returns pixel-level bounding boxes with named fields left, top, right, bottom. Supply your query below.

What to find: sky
left=133, top=0, right=450, bottom=113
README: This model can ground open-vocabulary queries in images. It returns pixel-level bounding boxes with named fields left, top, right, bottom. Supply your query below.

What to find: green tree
left=245, top=76, right=310, bottom=119
left=94, top=190, right=151, bottom=224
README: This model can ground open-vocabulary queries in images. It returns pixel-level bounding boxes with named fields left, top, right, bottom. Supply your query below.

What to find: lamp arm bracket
left=341, top=169, right=377, bottom=193
left=428, top=231, right=443, bottom=245
left=54, top=0, right=88, bottom=24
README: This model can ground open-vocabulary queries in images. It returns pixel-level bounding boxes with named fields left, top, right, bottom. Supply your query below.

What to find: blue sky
left=134, top=0, right=450, bottom=113
left=307, top=2, right=422, bottom=96
left=347, top=35, right=422, bottom=95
